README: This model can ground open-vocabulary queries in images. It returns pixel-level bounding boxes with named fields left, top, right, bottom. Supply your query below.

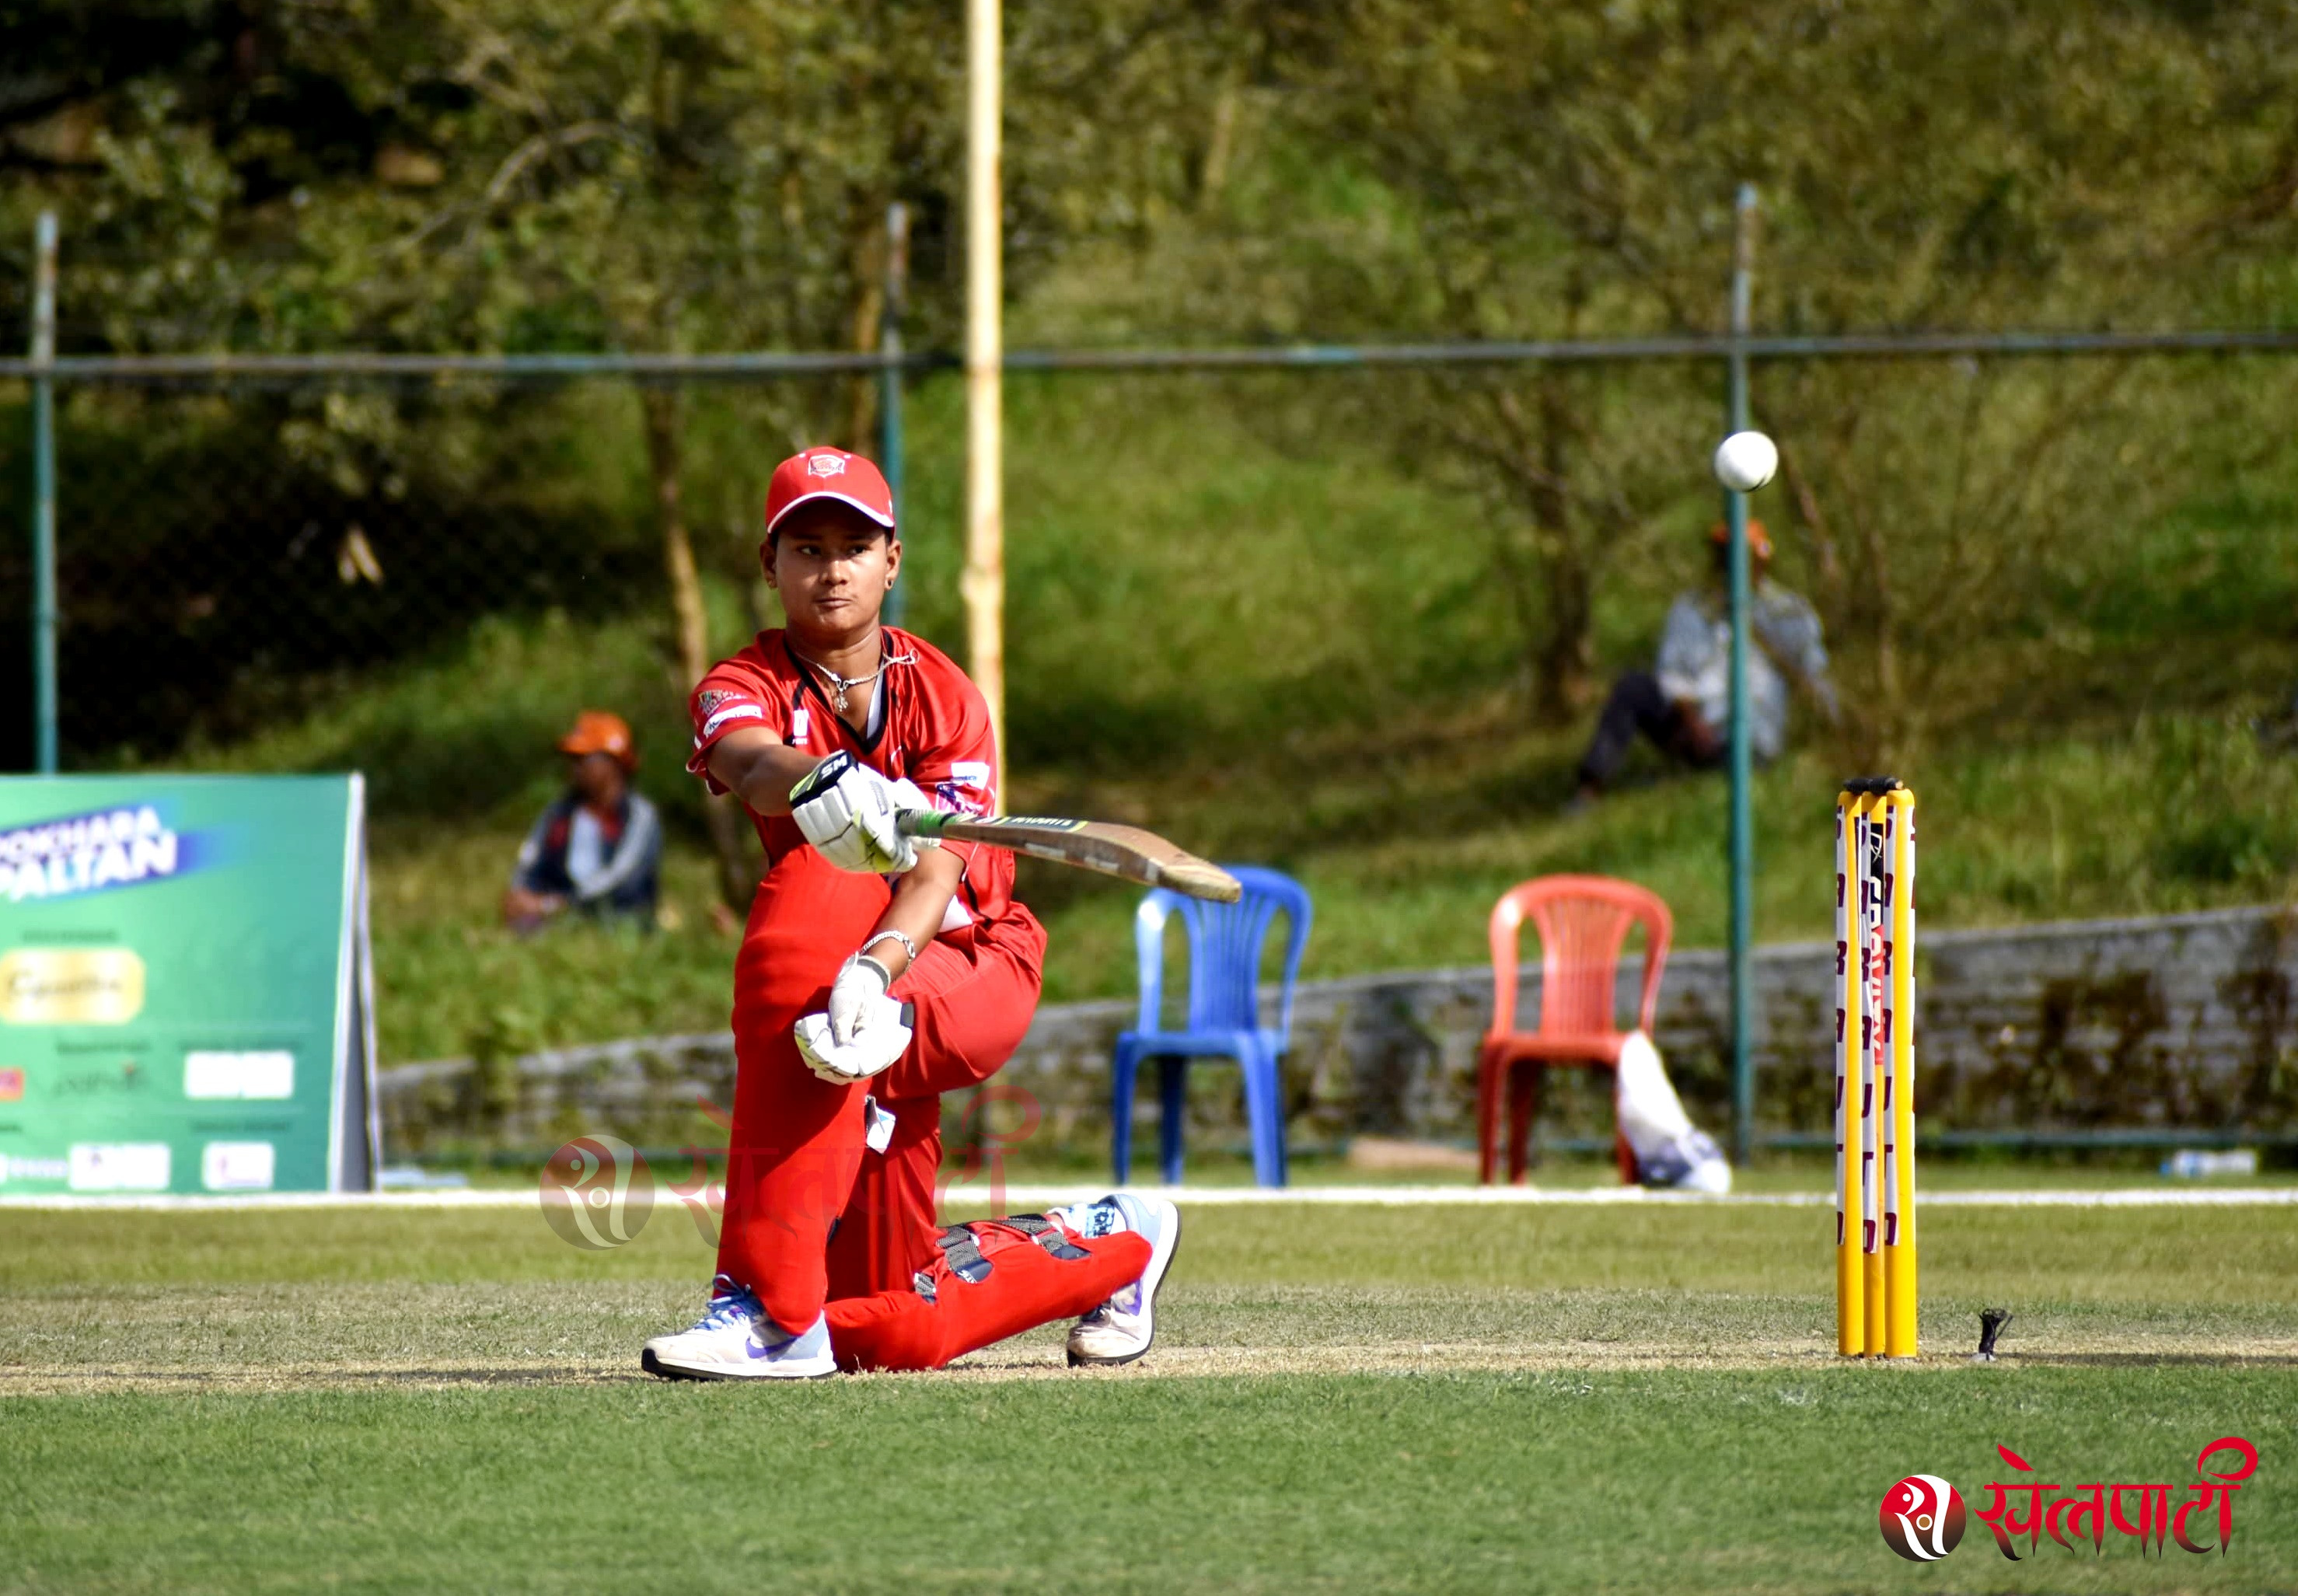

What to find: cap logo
left=806, top=453, right=848, bottom=479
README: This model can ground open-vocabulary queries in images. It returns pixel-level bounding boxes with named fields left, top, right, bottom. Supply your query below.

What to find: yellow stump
left=1832, top=791, right=1866, bottom=1357
left=1835, top=779, right=1918, bottom=1358
left=1859, top=791, right=1887, bottom=1357
left=1885, top=788, right=1919, bottom=1357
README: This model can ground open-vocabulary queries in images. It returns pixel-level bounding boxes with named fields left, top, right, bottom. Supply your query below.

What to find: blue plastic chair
left=1111, top=866, right=1312, bottom=1188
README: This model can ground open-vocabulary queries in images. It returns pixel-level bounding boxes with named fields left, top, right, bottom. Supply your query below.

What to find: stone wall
left=379, top=905, right=2298, bottom=1158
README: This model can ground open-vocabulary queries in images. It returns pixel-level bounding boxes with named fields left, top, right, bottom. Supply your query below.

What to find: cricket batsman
left=641, top=446, right=1179, bottom=1380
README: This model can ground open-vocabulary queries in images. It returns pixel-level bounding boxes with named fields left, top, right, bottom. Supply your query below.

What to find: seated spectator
left=504, top=711, right=664, bottom=932
left=1573, top=521, right=1839, bottom=806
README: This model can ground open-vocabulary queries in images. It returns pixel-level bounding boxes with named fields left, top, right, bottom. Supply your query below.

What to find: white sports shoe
left=1050, top=1193, right=1182, bottom=1367
left=641, top=1274, right=836, bottom=1381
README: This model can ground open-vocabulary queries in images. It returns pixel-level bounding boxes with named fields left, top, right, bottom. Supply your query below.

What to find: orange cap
left=558, top=711, right=636, bottom=769
left=1708, top=518, right=1774, bottom=561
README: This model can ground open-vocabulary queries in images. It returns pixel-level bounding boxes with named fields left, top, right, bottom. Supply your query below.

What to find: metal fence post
left=1727, top=183, right=1758, bottom=1164
left=30, top=211, right=58, bottom=774
left=880, top=201, right=910, bottom=628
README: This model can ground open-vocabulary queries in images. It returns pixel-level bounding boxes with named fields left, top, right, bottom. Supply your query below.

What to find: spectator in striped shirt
left=504, top=711, right=663, bottom=932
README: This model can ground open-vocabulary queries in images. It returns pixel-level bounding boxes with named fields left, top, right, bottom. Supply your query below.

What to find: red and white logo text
left=1880, top=1474, right=1966, bottom=1560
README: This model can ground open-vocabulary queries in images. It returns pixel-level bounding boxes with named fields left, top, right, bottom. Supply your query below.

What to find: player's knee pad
left=913, top=1215, right=1094, bottom=1301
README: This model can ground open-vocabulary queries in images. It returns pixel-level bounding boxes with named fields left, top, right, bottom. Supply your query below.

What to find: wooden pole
left=879, top=201, right=910, bottom=629
left=963, top=0, right=1006, bottom=798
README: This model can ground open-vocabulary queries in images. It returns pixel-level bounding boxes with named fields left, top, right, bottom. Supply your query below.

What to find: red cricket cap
left=764, top=447, right=896, bottom=538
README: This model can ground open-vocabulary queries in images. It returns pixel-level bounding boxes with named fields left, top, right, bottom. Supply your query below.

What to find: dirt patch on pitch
left=0, top=1360, right=650, bottom=1395
left=12, top=1331, right=2296, bottom=1395
left=940, top=1333, right=2298, bottom=1381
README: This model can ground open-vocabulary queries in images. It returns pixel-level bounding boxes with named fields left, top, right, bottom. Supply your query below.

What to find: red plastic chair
left=1477, top=875, right=1673, bottom=1186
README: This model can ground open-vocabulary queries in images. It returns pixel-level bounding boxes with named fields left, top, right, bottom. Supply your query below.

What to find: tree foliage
left=4, top=0, right=2297, bottom=774
left=1088, top=0, right=2298, bottom=742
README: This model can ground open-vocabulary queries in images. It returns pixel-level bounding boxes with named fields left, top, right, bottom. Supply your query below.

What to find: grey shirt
left=1653, top=582, right=1838, bottom=762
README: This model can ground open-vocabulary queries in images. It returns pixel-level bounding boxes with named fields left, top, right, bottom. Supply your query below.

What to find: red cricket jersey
left=686, top=627, right=1015, bottom=925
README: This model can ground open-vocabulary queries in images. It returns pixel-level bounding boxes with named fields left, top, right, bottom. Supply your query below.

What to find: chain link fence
left=7, top=338, right=2296, bottom=777
left=6, top=341, right=2298, bottom=1165
left=0, top=373, right=896, bottom=767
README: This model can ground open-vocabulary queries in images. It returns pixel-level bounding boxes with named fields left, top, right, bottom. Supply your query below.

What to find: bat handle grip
left=896, top=808, right=950, bottom=840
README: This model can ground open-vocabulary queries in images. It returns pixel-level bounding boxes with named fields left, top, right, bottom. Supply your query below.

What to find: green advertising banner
left=0, top=774, right=374, bottom=1195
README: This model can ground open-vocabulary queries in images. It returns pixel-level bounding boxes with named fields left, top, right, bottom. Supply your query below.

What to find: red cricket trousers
left=715, top=849, right=1147, bottom=1371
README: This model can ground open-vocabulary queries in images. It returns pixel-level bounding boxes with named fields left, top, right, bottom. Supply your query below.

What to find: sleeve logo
left=701, top=702, right=765, bottom=738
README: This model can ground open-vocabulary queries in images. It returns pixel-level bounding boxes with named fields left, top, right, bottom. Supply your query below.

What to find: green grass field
left=5, top=1196, right=2293, bottom=1594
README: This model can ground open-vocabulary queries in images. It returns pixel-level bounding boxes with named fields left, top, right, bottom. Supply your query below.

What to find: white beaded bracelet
left=862, top=928, right=920, bottom=964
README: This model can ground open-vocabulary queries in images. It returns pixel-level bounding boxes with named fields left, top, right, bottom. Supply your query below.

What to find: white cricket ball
left=1713, top=430, right=1779, bottom=493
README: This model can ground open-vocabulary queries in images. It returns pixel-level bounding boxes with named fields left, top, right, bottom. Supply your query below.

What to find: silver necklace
left=795, top=644, right=917, bottom=714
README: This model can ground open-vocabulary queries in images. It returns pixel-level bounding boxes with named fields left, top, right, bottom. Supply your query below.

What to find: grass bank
left=191, top=375, right=2298, bottom=1063
left=333, top=704, right=2298, bottom=1063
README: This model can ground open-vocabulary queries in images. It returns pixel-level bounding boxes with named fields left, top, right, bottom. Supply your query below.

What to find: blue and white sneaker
left=1049, top=1193, right=1182, bottom=1367
left=641, top=1274, right=836, bottom=1381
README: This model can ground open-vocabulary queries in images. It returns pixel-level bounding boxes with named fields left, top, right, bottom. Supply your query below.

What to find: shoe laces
left=1062, top=1197, right=1125, bottom=1239
left=693, top=1274, right=760, bottom=1332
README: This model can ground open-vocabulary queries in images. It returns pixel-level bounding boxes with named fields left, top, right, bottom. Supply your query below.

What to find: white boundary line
left=2, top=1185, right=2295, bottom=1213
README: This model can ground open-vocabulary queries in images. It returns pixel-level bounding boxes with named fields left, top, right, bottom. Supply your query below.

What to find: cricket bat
left=899, top=811, right=1241, bottom=902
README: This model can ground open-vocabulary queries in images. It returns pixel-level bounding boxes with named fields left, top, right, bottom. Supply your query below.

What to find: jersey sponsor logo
left=791, top=707, right=811, bottom=744
left=934, top=783, right=988, bottom=817
left=806, top=452, right=849, bottom=478
left=932, top=760, right=992, bottom=817
left=701, top=701, right=765, bottom=738
left=695, top=689, right=735, bottom=717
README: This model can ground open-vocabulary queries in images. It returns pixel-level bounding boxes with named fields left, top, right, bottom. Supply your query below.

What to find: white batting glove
left=789, top=752, right=935, bottom=875
left=794, top=995, right=912, bottom=1083
left=829, top=953, right=892, bottom=1045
